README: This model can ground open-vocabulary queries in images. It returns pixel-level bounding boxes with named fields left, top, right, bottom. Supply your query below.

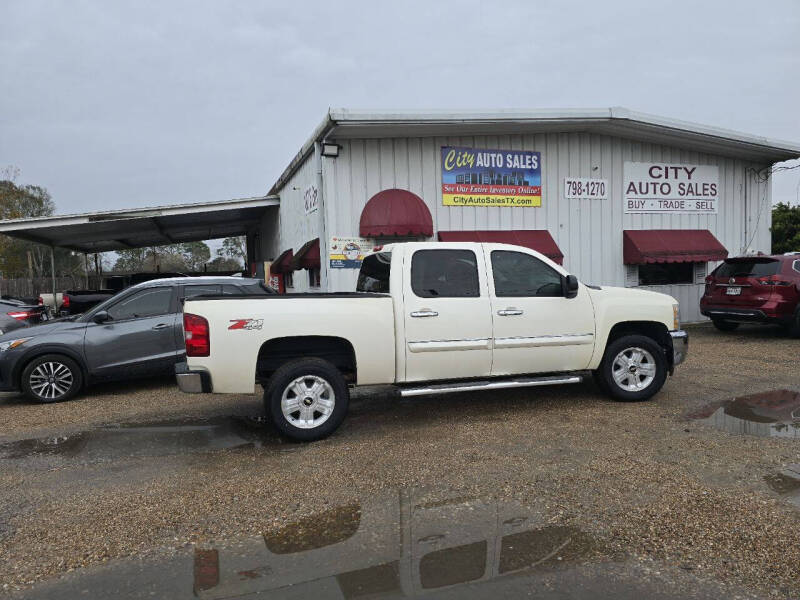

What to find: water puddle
left=764, top=465, right=800, bottom=509
left=691, top=389, right=800, bottom=439
left=194, top=491, right=601, bottom=598
left=0, top=416, right=294, bottom=461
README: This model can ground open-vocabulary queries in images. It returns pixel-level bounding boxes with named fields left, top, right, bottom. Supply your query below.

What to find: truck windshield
left=356, top=252, right=391, bottom=292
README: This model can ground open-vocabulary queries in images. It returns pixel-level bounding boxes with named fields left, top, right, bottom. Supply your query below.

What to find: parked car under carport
left=0, top=276, right=272, bottom=402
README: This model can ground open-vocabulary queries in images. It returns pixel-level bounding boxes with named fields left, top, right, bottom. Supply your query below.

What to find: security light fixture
left=321, top=142, right=341, bottom=157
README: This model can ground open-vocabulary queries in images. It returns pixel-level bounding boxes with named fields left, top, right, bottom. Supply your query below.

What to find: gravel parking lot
left=1, top=323, right=799, bottom=599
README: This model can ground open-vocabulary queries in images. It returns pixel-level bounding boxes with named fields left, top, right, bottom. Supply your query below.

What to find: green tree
left=113, top=248, right=152, bottom=272
left=206, top=256, right=243, bottom=272
left=771, top=202, right=800, bottom=254
left=0, top=172, right=82, bottom=280
left=180, top=242, right=211, bottom=271
left=112, top=242, right=212, bottom=273
left=217, top=236, right=245, bottom=266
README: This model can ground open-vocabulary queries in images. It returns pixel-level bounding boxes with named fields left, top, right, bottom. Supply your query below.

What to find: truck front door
left=486, top=248, right=595, bottom=376
left=402, top=246, right=492, bottom=382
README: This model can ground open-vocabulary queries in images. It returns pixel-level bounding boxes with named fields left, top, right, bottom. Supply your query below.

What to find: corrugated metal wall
left=320, top=132, right=772, bottom=322
left=260, top=153, right=323, bottom=293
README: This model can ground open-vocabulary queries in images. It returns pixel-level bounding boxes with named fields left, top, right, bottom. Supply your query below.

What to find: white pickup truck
left=177, top=242, right=687, bottom=441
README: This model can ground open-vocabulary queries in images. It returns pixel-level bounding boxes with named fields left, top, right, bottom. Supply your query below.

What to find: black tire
left=597, top=334, right=668, bottom=402
left=265, top=358, right=349, bottom=442
left=591, top=369, right=611, bottom=394
left=20, top=354, right=84, bottom=403
left=712, top=319, right=740, bottom=332
left=787, top=308, right=800, bottom=338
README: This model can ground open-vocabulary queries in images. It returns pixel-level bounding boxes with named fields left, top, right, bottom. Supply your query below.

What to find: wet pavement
left=11, top=490, right=751, bottom=600
left=0, top=416, right=298, bottom=463
left=3, top=324, right=800, bottom=599
left=690, top=389, right=800, bottom=439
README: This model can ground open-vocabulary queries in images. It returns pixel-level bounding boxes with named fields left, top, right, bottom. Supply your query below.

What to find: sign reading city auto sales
left=624, top=162, right=718, bottom=214
left=441, top=146, right=542, bottom=207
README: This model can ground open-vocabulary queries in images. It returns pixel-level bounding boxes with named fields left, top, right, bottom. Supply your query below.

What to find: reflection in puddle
left=764, top=465, right=800, bottom=509
left=694, top=389, right=800, bottom=439
left=264, top=504, right=362, bottom=554
left=0, top=417, right=289, bottom=460
left=764, top=473, right=800, bottom=494
left=194, top=491, right=600, bottom=599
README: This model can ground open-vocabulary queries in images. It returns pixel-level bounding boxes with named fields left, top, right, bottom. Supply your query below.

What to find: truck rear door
left=402, top=245, right=492, bottom=382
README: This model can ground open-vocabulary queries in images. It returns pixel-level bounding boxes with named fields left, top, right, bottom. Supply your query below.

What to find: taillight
left=184, top=313, right=210, bottom=357
left=37, top=296, right=43, bottom=305
left=7, top=311, right=33, bottom=320
left=62, top=294, right=70, bottom=308
left=757, top=275, right=792, bottom=286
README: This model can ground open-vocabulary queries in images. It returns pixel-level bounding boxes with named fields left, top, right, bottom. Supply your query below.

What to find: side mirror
left=92, top=311, right=110, bottom=324
left=563, top=274, right=579, bottom=299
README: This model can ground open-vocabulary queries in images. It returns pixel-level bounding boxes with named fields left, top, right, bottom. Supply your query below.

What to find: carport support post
left=50, top=246, right=56, bottom=307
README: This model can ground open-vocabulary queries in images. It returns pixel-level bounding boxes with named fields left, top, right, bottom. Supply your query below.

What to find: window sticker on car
left=228, top=319, right=264, bottom=330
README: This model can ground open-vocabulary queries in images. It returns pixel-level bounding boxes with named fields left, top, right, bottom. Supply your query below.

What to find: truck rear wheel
left=595, top=335, right=667, bottom=402
left=265, top=358, right=349, bottom=442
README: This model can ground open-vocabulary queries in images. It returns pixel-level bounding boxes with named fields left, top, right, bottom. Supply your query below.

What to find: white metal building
left=254, top=108, right=800, bottom=322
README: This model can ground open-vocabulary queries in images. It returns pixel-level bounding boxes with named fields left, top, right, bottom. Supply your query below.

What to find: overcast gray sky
left=2, top=0, right=799, bottom=216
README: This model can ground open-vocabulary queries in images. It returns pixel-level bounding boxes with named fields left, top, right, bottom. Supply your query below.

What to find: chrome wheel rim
left=29, top=362, right=74, bottom=400
left=281, top=375, right=335, bottom=429
left=611, top=347, right=656, bottom=392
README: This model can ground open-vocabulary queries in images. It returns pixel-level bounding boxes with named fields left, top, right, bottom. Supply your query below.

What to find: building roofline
left=267, top=107, right=800, bottom=194
left=0, top=195, right=278, bottom=232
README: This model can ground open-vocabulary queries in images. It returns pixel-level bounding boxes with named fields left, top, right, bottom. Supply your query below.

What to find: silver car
left=0, top=277, right=272, bottom=403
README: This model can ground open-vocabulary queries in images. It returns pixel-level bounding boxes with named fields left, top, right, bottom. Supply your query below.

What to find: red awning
left=623, top=229, right=728, bottom=264
left=290, top=238, right=320, bottom=270
left=270, top=249, right=294, bottom=274
left=360, top=188, right=433, bottom=237
left=438, top=230, right=564, bottom=264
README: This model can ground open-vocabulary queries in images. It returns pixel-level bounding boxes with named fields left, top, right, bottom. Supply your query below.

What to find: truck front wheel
left=265, top=358, right=349, bottom=442
left=594, top=335, right=667, bottom=402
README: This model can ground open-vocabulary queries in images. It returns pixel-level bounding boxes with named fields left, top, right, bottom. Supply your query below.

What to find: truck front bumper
left=670, top=330, right=689, bottom=368
left=175, top=361, right=211, bottom=393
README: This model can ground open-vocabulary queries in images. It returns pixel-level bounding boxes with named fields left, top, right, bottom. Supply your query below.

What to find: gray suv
left=0, top=277, right=272, bottom=403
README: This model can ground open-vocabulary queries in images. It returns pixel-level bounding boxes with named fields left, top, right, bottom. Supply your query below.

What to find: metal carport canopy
left=0, top=195, right=279, bottom=253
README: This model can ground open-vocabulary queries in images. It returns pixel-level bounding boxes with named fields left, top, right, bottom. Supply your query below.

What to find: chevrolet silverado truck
left=177, top=242, right=687, bottom=441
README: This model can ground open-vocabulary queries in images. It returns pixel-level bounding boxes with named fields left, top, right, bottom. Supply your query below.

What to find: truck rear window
left=715, top=259, right=779, bottom=278
left=357, top=252, right=391, bottom=293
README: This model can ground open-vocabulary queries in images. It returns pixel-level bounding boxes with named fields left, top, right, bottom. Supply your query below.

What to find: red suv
left=700, top=253, right=800, bottom=335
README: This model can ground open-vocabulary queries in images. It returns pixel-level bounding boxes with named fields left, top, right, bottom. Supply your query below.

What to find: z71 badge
left=228, top=319, right=264, bottom=330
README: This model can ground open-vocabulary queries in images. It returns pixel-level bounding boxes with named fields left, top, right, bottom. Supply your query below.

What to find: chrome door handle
left=497, top=309, right=523, bottom=316
left=151, top=323, right=170, bottom=330
left=410, top=310, right=439, bottom=318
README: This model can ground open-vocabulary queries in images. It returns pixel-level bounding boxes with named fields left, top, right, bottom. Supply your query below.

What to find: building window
left=638, top=262, right=695, bottom=286
left=308, top=268, right=321, bottom=288
left=284, top=272, right=294, bottom=289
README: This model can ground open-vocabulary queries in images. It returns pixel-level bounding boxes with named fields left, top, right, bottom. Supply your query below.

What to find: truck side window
left=107, top=287, right=173, bottom=320
left=411, top=250, right=479, bottom=298
left=357, top=252, right=392, bottom=293
left=491, top=251, right=562, bottom=297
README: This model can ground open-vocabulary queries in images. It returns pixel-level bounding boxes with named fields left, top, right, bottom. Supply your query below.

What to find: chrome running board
left=399, top=374, right=582, bottom=398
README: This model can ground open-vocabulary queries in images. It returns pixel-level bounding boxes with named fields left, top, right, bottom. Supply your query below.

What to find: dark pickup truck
left=59, top=290, right=117, bottom=316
